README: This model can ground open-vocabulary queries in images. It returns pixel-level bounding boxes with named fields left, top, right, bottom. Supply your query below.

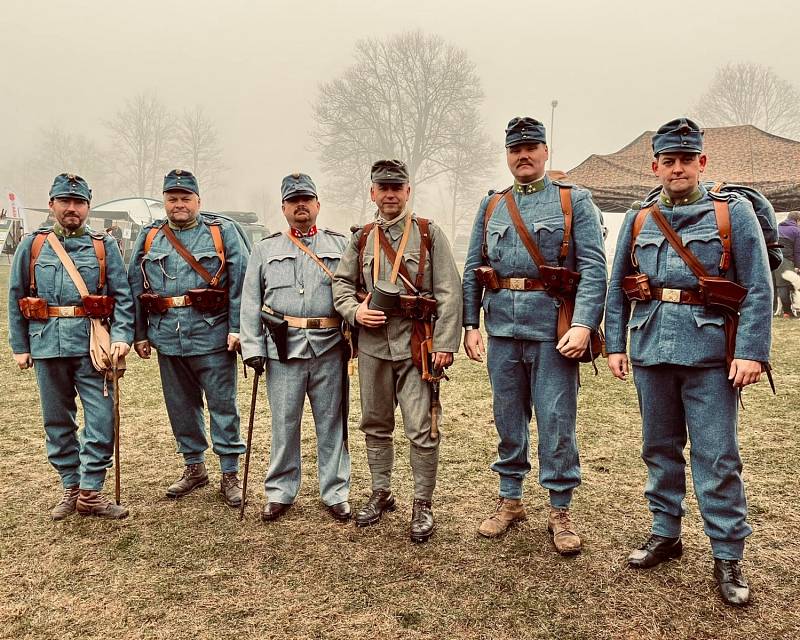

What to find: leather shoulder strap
left=481, top=188, right=509, bottom=260
left=712, top=199, right=732, bottom=274
left=45, top=233, right=91, bottom=297
left=503, top=191, right=548, bottom=267
left=649, top=204, right=710, bottom=279
left=208, top=223, right=226, bottom=275
left=28, top=232, right=49, bottom=294
left=285, top=231, right=335, bottom=280
left=356, top=222, right=375, bottom=290
left=415, top=218, right=432, bottom=290
left=161, top=225, right=217, bottom=286
left=558, top=186, right=573, bottom=265
left=91, top=237, right=106, bottom=292
left=377, top=228, right=416, bottom=293
left=144, top=226, right=161, bottom=254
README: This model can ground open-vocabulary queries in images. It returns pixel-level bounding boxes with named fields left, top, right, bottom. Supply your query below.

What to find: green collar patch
left=167, top=217, right=200, bottom=231
left=53, top=222, right=87, bottom=238
left=514, top=177, right=546, bottom=194
left=660, top=188, right=703, bottom=207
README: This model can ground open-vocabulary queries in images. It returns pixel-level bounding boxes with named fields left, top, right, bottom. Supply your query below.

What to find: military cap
left=370, top=159, right=409, bottom=184
left=281, top=172, right=318, bottom=201
left=505, top=117, right=547, bottom=148
left=652, top=118, right=704, bottom=155
left=163, top=169, right=200, bottom=195
left=49, top=173, right=92, bottom=202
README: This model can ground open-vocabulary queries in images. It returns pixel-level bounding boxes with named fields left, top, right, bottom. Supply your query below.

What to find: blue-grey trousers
left=633, top=364, right=751, bottom=560
left=487, top=336, right=581, bottom=506
left=264, top=346, right=350, bottom=506
left=157, top=350, right=245, bottom=473
left=34, top=356, right=115, bottom=491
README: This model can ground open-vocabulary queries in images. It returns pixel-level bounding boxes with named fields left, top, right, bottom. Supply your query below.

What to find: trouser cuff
left=219, top=454, right=240, bottom=473
left=183, top=453, right=206, bottom=466
left=652, top=512, right=682, bottom=538
left=79, top=472, right=105, bottom=492
left=549, top=489, right=573, bottom=509
left=711, top=539, right=745, bottom=561
left=499, top=476, right=523, bottom=500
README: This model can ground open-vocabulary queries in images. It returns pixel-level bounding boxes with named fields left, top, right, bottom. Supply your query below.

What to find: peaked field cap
left=370, top=159, right=409, bottom=184
left=652, top=118, right=704, bottom=155
left=505, top=117, right=547, bottom=147
left=163, top=169, right=200, bottom=195
left=281, top=172, right=318, bottom=201
left=49, top=173, right=92, bottom=202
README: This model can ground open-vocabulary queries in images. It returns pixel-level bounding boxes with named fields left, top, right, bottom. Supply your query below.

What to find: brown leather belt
left=160, top=295, right=192, bottom=308
left=48, top=305, right=87, bottom=317
left=262, top=306, right=340, bottom=329
left=651, top=287, right=704, bottom=305
left=496, top=277, right=546, bottom=291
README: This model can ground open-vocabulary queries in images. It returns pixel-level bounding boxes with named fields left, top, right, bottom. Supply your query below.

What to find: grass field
left=0, top=263, right=798, bottom=640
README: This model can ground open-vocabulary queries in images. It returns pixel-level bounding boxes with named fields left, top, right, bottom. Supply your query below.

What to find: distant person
left=605, top=118, right=772, bottom=606
left=774, top=211, right=800, bottom=317
left=127, top=170, right=248, bottom=508
left=462, top=117, right=607, bottom=554
left=239, top=173, right=351, bottom=522
left=7, top=173, right=134, bottom=519
left=106, top=224, right=123, bottom=252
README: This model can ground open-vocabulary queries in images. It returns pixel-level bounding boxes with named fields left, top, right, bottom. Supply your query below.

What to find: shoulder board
left=708, top=190, right=735, bottom=202
left=551, top=180, right=575, bottom=188
left=201, top=216, right=223, bottom=226
left=33, top=227, right=51, bottom=235
left=145, top=219, right=166, bottom=229
left=322, top=228, right=345, bottom=237
left=89, top=230, right=107, bottom=240
left=262, top=231, right=283, bottom=240
left=487, top=189, right=496, bottom=196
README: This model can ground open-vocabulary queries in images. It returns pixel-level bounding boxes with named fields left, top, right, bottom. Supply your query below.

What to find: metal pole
left=549, top=100, right=558, bottom=170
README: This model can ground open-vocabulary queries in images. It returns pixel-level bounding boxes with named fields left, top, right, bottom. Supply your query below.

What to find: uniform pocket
left=265, top=254, right=296, bottom=289
left=633, top=232, right=666, bottom=277
left=629, top=301, right=656, bottom=330
left=690, top=305, right=725, bottom=328
left=534, top=217, right=566, bottom=263
left=403, top=251, right=429, bottom=292
left=76, top=263, right=100, bottom=293
left=195, top=250, right=223, bottom=281
left=487, top=223, right=509, bottom=262
left=34, top=261, right=59, bottom=297
left=682, top=228, right=723, bottom=278
left=141, top=250, right=170, bottom=290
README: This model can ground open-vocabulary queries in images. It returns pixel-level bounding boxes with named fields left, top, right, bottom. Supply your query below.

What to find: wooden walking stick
left=239, top=371, right=260, bottom=520
left=112, top=364, right=121, bottom=505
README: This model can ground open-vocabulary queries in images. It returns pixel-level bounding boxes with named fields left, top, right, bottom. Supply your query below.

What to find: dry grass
left=0, top=263, right=798, bottom=640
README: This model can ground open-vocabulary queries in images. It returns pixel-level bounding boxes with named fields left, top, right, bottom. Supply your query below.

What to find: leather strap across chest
left=144, top=223, right=226, bottom=287
left=29, top=231, right=106, bottom=295
left=357, top=216, right=432, bottom=294
left=285, top=230, right=335, bottom=279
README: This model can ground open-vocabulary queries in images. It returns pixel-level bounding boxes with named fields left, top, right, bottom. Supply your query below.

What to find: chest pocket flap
left=265, top=253, right=296, bottom=288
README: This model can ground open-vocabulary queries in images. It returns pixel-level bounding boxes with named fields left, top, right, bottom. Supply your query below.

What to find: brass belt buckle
left=661, top=288, right=681, bottom=303
left=508, top=277, right=526, bottom=291
left=171, top=296, right=187, bottom=307
left=61, top=307, right=75, bottom=317
left=306, top=318, right=321, bottom=329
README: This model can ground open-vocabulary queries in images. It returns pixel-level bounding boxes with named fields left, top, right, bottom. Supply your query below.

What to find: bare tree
left=312, top=31, right=492, bottom=227
left=693, top=63, right=800, bottom=137
left=106, top=92, right=174, bottom=197
left=173, top=106, right=226, bottom=193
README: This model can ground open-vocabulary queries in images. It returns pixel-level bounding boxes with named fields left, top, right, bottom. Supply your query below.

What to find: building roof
left=567, top=125, right=800, bottom=211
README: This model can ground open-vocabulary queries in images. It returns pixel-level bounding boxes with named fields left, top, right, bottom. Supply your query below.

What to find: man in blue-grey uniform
left=462, top=117, right=607, bottom=555
left=128, top=170, right=247, bottom=507
left=240, top=173, right=351, bottom=522
left=8, top=173, right=134, bottom=519
left=605, top=118, right=772, bottom=606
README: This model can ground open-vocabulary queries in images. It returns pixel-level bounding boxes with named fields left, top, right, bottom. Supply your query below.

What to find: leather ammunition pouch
left=186, top=288, right=228, bottom=313
left=622, top=273, right=653, bottom=302
left=397, top=294, right=437, bottom=321
left=539, top=264, right=581, bottom=297
left=82, top=294, right=116, bottom=319
left=556, top=296, right=605, bottom=364
left=18, top=297, right=49, bottom=321
left=410, top=319, right=432, bottom=372
left=698, top=276, right=747, bottom=315
left=474, top=265, right=501, bottom=291
left=139, top=292, right=169, bottom=314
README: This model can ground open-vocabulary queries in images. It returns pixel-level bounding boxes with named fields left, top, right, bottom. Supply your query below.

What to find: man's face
left=49, top=197, right=90, bottom=231
left=282, top=195, right=320, bottom=229
left=507, top=143, right=549, bottom=182
left=652, top=152, right=707, bottom=199
left=370, top=182, right=411, bottom=219
left=164, top=190, right=201, bottom=225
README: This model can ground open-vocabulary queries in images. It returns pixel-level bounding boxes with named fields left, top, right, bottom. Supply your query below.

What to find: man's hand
left=355, top=293, right=386, bottom=328
left=244, top=356, right=266, bottom=375
left=13, top=353, right=33, bottom=370
left=464, top=329, right=486, bottom=362
left=607, top=353, right=629, bottom=380
left=134, top=340, right=152, bottom=359
left=111, top=342, right=130, bottom=366
left=556, top=326, right=591, bottom=359
left=432, top=352, right=454, bottom=370
left=728, top=358, right=763, bottom=388
left=227, top=333, right=240, bottom=352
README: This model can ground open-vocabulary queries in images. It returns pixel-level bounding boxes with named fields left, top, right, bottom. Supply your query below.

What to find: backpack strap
left=558, top=186, right=573, bottom=266
left=629, top=206, right=652, bottom=269
left=415, top=217, right=432, bottom=291
left=648, top=204, right=710, bottom=279
left=208, top=223, right=226, bottom=275
left=481, top=188, right=510, bottom=260
left=28, top=232, right=49, bottom=295
left=161, top=225, right=226, bottom=287
left=91, top=236, right=106, bottom=292
left=503, top=190, right=548, bottom=268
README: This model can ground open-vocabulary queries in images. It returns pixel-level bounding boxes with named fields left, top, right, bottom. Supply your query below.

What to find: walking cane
left=112, top=365, right=121, bottom=505
left=239, top=371, right=260, bottom=520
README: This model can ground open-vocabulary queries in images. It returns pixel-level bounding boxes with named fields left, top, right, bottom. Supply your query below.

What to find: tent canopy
left=567, top=125, right=800, bottom=212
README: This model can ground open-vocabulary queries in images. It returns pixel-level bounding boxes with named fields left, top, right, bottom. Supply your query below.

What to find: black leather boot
left=409, top=499, right=435, bottom=543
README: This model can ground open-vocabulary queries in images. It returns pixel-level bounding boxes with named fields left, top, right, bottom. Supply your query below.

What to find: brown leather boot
left=547, top=507, right=582, bottom=555
left=220, top=472, right=243, bottom=507
left=478, top=498, right=527, bottom=538
left=166, top=462, right=209, bottom=499
left=76, top=490, right=129, bottom=519
left=51, top=486, right=80, bottom=521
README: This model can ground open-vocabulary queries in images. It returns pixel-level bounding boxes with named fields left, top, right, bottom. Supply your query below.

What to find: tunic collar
left=514, top=176, right=547, bottom=195
left=53, top=222, right=86, bottom=238
left=660, top=187, right=704, bottom=207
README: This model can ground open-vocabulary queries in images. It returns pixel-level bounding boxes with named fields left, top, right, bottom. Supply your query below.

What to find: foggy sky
left=1, top=0, right=798, bottom=220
